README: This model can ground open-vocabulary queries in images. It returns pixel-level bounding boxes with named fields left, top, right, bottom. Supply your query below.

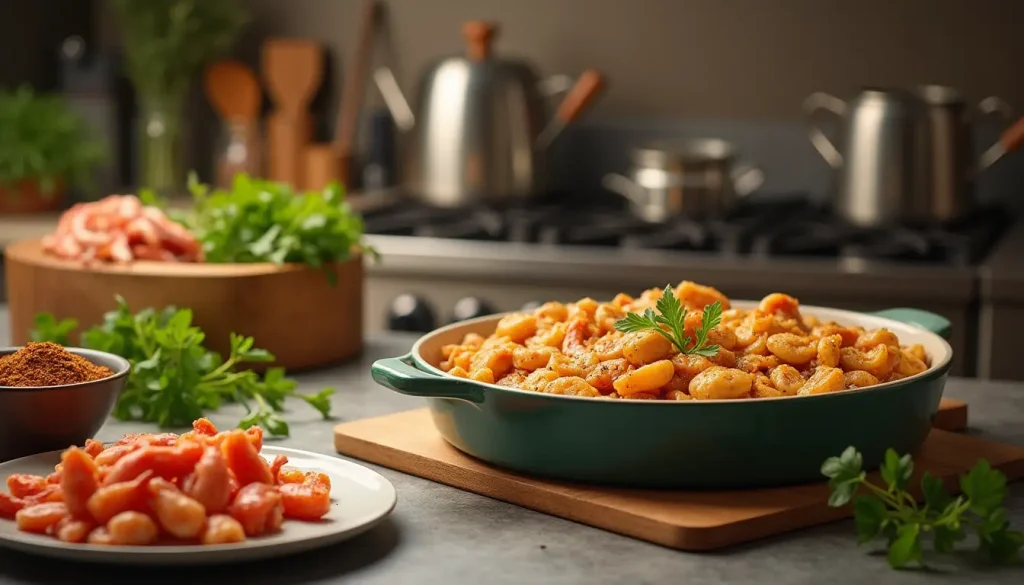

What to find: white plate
left=0, top=446, right=397, bottom=565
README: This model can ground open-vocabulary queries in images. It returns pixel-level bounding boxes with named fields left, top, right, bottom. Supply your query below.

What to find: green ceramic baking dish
left=370, top=303, right=953, bottom=489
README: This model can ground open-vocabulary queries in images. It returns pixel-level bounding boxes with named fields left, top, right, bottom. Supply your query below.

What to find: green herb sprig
left=172, top=173, right=376, bottom=279
left=823, top=446, right=1023, bottom=568
left=613, top=285, right=723, bottom=358
left=30, top=298, right=332, bottom=437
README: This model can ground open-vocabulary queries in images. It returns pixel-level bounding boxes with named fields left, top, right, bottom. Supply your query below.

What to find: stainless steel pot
left=373, top=21, right=605, bottom=208
left=804, top=86, right=1014, bottom=227
left=602, top=139, right=764, bottom=223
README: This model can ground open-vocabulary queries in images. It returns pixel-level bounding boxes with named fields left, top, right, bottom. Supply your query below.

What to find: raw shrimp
left=15, top=502, right=68, bottom=534
left=228, top=483, right=284, bottom=537
left=87, top=470, right=154, bottom=524
left=148, top=478, right=207, bottom=539
left=279, top=472, right=331, bottom=521
left=183, top=446, right=233, bottom=514
left=201, top=514, right=247, bottom=545
left=107, top=511, right=159, bottom=545
left=41, top=194, right=202, bottom=264
left=0, top=493, right=24, bottom=519
left=221, top=430, right=273, bottom=486
left=103, top=442, right=203, bottom=485
left=60, top=447, right=100, bottom=519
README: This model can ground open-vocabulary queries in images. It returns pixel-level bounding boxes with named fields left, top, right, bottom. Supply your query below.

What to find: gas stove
left=361, top=193, right=1010, bottom=267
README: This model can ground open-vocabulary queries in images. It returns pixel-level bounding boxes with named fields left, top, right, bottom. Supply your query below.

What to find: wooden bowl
left=3, top=239, right=363, bottom=371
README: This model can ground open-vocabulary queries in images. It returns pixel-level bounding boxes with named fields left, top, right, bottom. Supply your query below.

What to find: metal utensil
left=805, top=86, right=1018, bottom=227
left=602, top=139, right=764, bottom=223
left=373, top=21, right=605, bottom=208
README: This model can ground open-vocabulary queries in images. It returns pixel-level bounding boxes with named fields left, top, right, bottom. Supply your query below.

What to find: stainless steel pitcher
left=804, top=87, right=1014, bottom=227
left=373, top=21, right=605, bottom=208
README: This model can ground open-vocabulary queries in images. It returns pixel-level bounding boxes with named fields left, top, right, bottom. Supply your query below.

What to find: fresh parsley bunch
left=31, top=298, right=333, bottom=437
left=823, top=446, right=1023, bottom=568
left=613, top=285, right=723, bottom=358
left=178, top=173, right=375, bottom=275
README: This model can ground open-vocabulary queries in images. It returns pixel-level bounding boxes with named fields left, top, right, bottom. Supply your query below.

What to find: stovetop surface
left=360, top=192, right=1012, bottom=267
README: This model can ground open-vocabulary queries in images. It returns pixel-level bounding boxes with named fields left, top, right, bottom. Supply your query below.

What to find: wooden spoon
left=330, top=0, right=379, bottom=186
left=204, top=60, right=261, bottom=123
left=204, top=60, right=263, bottom=186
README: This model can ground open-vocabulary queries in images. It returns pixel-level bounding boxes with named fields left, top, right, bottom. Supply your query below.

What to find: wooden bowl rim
left=5, top=239, right=362, bottom=279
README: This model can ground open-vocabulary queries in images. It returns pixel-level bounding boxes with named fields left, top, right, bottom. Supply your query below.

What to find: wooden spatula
left=262, top=39, right=325, bottom=187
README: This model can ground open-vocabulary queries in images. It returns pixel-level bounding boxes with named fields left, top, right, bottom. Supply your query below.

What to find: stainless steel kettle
left=373, top=21, right=605, bottom=208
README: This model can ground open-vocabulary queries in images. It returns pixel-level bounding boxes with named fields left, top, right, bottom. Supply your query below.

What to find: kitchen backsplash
left=91, top=0, right=1024, bottom=207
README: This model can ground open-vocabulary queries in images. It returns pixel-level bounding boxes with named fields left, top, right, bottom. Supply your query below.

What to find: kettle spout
left=373, top=67, right=415, bottom=132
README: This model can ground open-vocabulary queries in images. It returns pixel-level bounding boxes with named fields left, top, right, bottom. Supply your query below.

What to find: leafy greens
left=822, top=446, right=1023, bottom=568
left=31, top=298, right=333, bottom=437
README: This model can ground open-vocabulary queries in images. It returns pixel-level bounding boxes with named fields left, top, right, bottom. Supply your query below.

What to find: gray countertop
left=0, top=313, right=1022, bottom=584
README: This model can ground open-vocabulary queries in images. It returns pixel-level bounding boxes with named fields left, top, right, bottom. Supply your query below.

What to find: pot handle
left=868, top=308, right=951, bottom=340
left=601, top=172, right=644, bottom=205
left=370, top=354, right=486, bottom=403
left=538, top=74, right=574, bottom=98
left=730, top=163, right=765, bottom=197
left=802, top=92, right=847, bottom=169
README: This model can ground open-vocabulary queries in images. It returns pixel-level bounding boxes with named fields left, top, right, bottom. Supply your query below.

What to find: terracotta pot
left=0, top=179, right=65, bottom=215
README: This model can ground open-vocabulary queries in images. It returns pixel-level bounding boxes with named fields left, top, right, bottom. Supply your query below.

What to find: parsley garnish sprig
left=823, top=446, right=1023, bottom=568
left=613, top=285, right=723, bottom=358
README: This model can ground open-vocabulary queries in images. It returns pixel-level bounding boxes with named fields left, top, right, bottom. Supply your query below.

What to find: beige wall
left=98, top=0, right=1024, bottom=120
left=234, top=0, right=1023, bottom=119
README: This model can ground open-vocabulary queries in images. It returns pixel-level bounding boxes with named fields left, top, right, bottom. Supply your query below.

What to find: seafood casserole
left=439, top=281, right=932, bottom=401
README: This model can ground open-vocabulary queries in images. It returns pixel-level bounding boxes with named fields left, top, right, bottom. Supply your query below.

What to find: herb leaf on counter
left=30, top=313, right=79, bottom=346
left=822, top=446, right=1023, bottom=568
left=177, top=173, right=376, bottom=275
left=31, top=298, right=333, bottom=437
left=613, top=286, right=722, bottom=357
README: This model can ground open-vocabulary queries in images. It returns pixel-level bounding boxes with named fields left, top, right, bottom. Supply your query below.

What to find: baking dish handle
left=869, top=308, right=951, bottom=340
left=370, top=355, right=486, bottom=404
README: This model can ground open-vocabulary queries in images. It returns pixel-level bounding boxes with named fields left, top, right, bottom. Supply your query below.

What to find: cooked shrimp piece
left=183, top=446, right=233, bottom=514
left=221, top=430, right=273, bottom=486
left=83, top=439, right=105, bottom=458
left=53, top=516, right=93, bottom=543
left=107, top=511, right=159, bottom=545
left=149, top=478, right=207, bottom=539
left=0, top=492, right=25, bottom=519
left=279, top=473, right=331, bottom=521
left=87, top=526, right=117, bottom=545
left=60, top=447, right=100, bottom=519
left=94, top=443, right=141, bottom=467
left=87, top=470, right=154, bottom=524
left=15, top=502, right=68, bottom=534
left=201, top=514, right=247, bottom=545
left=6, top=474, right=49, bottom=498
left=228, top=483, right=284, bottom=536
left=103, top=441, right=203, bottom=485
left=269, top=455, right=289, bottom=483
left=276, top=468, right=306, bottom=485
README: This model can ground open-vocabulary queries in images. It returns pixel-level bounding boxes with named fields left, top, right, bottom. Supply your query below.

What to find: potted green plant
left=111, top=0, right=248, bottom=198
left=0, top=86, right=107, bottom=214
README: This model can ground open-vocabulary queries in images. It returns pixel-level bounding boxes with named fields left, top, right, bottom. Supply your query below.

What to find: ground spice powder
left=0, top=342, right=113, bottom=387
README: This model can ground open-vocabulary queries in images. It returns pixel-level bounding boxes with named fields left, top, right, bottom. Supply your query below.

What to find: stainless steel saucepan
left=374, top=21, right=606, bottom=208
left=602, top=139, right=764, bottom=223
left=804, top=86, right=1023, bottom=227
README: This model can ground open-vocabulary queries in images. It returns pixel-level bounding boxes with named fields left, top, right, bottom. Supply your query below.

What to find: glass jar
left=138, top=95, right=185, bottom=197
left=215, top=119, right=262, bottom=188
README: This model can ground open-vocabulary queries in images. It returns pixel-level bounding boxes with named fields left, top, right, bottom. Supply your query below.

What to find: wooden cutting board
left=333, top=399, right=1024, bottom=551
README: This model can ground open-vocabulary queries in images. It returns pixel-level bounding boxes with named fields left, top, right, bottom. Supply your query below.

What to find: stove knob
left=520, top=301, right=543, bottom=312
left=451, top=297, right=498, bottom=323
left=387, top=294, right=437, bottom=333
